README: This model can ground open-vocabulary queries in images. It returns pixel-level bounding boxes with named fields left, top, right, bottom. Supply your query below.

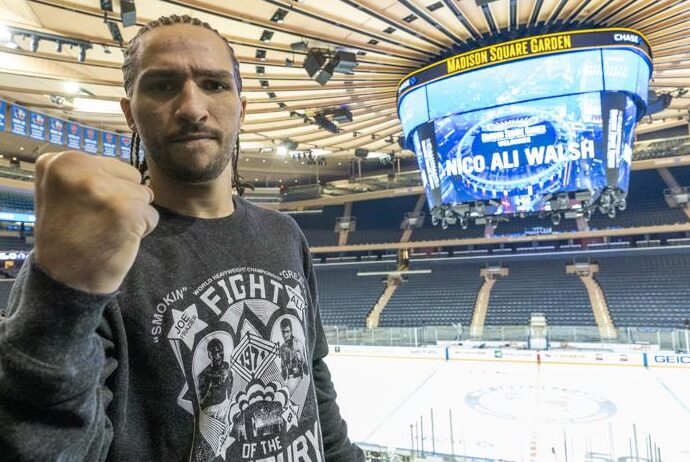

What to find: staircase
left=567, top=264, right=617, bottom=339
left=469, top=267, right=509, bottom=338
left=366, top=278, right=400, bottom=328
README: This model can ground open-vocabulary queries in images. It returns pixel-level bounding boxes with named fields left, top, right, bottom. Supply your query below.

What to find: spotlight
left=331, top=50, right=358, bottom=73
left=314, top=114, right=338, bottom=134
left=55, top=41, right=63, bottom=53
left=290, top=40, right=308, bottom=51
left=107, top=21, right=124, bottom=44
left=551, top=212, right=561, bottom=226
left=121, top=0, right=137, bottom=27
left=333, top=108, right=353, bottom=123
left=29, top=35, right=39, bottom=52
left=315, top=60, right=335, bottom=85
left=607, top=208, right=616, bottom=219
left=78, top=45, right=86, bottom=63
left=616, top=198, right=627, bottom=211
left=303, top=49, right=326, bottom=77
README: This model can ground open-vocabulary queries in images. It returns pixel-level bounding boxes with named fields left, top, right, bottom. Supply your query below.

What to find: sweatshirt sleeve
left=0, top=256, right=116, bottom=461
left=302, top=240, right=365, bottom=462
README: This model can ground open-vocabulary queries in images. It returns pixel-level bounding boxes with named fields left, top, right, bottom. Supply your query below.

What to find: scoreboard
left=397, top=28, right=652, bottom=216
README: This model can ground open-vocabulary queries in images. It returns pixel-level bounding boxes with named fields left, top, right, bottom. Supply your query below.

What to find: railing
left=324, top=324, right=690, bottom=352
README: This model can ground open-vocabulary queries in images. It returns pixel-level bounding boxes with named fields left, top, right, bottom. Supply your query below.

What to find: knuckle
left=105, top=195, right=132, bottom=218
left=71, top=176, right=99, bottom=197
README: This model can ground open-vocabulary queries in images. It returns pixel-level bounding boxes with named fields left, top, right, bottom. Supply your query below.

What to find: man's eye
left=151, top=81, right=175, bottom=92
left=204, top=81, right=230, bottom=92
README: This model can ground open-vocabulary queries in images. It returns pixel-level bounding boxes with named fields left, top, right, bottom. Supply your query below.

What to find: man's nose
left=174, top=81, right=208, bottom=124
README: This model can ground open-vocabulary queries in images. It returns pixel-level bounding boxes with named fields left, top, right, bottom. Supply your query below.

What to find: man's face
left=281, top=325, right=293, bottom=342
left=208, top=343, right=224, bottom=367
left=121, top=24, right=246, bottom=183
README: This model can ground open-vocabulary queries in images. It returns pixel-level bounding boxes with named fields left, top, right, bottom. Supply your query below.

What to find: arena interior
left=0, top=1, right=689, bottom=461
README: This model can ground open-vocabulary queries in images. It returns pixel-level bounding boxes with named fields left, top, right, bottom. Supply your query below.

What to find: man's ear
left=239, top=96, right=247, bottom=125
left=120, top=98, right=137, bottom=133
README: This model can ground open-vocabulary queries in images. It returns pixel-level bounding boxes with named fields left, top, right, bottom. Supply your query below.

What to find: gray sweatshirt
left=0, top=196, right=363, bottom=462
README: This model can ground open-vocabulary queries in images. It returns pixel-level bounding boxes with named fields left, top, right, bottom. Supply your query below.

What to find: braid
left=123, top=14, right=245, bottom=193
left=129, top=132, right=149, bottom=184
left=233, top=137, right=254, bottom=196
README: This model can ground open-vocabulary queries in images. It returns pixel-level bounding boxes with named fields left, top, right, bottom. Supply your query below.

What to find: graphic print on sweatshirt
left=150, top=266, right=324, bottom=462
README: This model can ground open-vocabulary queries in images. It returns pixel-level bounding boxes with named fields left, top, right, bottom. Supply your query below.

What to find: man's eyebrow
left=139, top=68, right=235, bottom=81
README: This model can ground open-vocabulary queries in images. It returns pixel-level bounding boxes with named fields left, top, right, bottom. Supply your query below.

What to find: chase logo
left=613, top=33, right=640, bottom=44
left=398, top=76, right=418, bottom=94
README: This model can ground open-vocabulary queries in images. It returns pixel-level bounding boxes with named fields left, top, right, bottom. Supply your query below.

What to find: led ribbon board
left=397, top=28, right=652, bottom=215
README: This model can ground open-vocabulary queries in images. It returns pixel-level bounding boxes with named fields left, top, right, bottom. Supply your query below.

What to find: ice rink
left=328, top=354, right=690, bottom=462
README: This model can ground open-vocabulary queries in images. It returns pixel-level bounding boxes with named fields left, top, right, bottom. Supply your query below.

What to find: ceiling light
left=0, top=23, right=10, bottom=42
left=260, top=30, right=274, bottom=43
left=63, top=81, right=81, bottom=93
left=73, top=98, right=121, bottom=113
left=270, top=8, right=288, bottom=23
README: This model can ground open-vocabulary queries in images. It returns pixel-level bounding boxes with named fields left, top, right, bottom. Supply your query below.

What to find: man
left=0, top=14, right=363, bottom=462
left=279, top=318, right=309, bottom=381
left=198, top=338, right=232, bottom=411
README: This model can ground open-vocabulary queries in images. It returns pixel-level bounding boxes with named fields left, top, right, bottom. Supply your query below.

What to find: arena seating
left=594, top=254, right=690, bottom=328
left=588, top=169, right=688, bottom=229
left=315, top=263, right=394, bottom=327
left=0, top=191, right=34, bottom=213
left=0, top=238, right=31, bottom=251
left=286, top=205, right=343, bottom=247
left=486, top=260, right=594, bottom=326
left=348, top=195, right=418, bottom=244
left=633, top=136, right=690, bottom=161
left=379, top=261, right=483, bottom=327
left=669, top=166, right=690, bottom=187
left=0, top=280, right=14, bottom=315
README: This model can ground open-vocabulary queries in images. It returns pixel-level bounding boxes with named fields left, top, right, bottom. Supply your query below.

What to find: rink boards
left=329, top=344, right=690, bottom=369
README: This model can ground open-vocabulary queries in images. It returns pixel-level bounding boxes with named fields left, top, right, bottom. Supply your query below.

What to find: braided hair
left=122, top=14, right=251, bottom=195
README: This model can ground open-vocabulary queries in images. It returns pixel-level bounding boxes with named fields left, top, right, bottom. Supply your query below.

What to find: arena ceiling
left=0, top=0, right=689, bottom=187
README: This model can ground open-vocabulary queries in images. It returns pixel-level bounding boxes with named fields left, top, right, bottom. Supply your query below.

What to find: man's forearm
left=0, top=258, right=114, bottom=461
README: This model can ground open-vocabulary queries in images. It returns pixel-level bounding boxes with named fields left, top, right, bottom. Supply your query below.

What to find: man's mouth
left=170, top=133, right=217, bottom=143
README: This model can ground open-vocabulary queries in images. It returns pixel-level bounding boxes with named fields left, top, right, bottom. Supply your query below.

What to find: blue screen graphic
left=434, top=93, right=605, bottom=213
left=399, top=43, right=651, bottom=215
left=426, top=50, right=605, bottom=121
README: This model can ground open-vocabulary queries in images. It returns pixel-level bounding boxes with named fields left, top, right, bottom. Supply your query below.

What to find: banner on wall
left=119, top=135, right=132, bottom=160
left=29, top=112, right=46, bottom=141
left=10, top=105, right=27, bottom=137
left=82, top=126, right=99, bottom=154
left=66, top=122, right=81, bottom=149
left=0, top=100, right=6, bottom=131
left=48, top=118, right=66, bottom=145
left=102, top=131, right=117, bottom=157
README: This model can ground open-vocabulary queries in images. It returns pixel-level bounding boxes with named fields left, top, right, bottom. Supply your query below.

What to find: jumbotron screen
left=397, top=29, right=652, bottom=215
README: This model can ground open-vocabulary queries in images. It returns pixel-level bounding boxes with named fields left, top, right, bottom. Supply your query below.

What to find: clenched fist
left=33, top=151, right=159, bottom=294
